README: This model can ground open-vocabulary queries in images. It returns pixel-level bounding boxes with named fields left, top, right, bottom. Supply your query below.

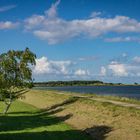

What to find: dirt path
left=57, top=92, right=140, bottom=109
left=90, top=97, right=140, bottom=109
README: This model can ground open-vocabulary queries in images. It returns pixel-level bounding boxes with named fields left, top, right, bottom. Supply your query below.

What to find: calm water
left=34, top=86, right=140, bottom=99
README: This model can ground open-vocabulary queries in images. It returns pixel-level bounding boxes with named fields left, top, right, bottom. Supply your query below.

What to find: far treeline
left=33, top=80, right=132, bottom=87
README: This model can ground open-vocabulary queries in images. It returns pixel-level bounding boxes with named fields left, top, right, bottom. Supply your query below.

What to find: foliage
left=0, top=48, right=36, bottom=114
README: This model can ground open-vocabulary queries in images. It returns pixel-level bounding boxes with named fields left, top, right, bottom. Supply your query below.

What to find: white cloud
left=33, top=56, right=92, bottom=81
left=0, top=5, right=16, bottom=12
left=24, top=15, right=45, bottom=30
left=108, top=61, right=128, bottom=76
left=133, top=56, right=140, bottom=64
left=105, top=36, right=140, bottom=43
left=100, top=66, right=106, bottom=76
left=103, top=55, right=140, bottom=78
left=33, top=55, right=140, bottom=81
left=33, top=56, right=72, bottom=75
left=45, top=0, right=61, bottom=19
left=0, top=5, right=19, bottom=30
left=24, top=0, right=140, bottom=44
left=78, top=56, right=99, bottom=61
left=90, top=11, right=101, bottom=18
left=50, top=60, right=72, bottom=75
left=74, top=69, right=89, bottom=76
left=33, top=57, right=51, bottom=74
left=0, top=21, right=19, bottom=30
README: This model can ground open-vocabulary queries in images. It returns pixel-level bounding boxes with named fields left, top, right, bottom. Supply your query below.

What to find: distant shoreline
left=33, top=85, right=140, bottom=100
left=34, top=84, right=140, bottom=87
left=34, top=80, right=140, bottom=87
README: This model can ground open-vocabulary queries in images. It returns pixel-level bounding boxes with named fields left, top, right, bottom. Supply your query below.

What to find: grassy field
left=20, top=89, right=140, bottom=140
left=0, top=101, right=91, bottom=140
left=44, top=89, right=140, bottom=105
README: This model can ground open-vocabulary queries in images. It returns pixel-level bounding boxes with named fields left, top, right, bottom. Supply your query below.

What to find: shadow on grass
left=7, top=108, right=64, bottom=116
left=85, top=125, right=113, bottom=140
left=0, top=125, right=112, bottom=140
left=0, top=130, right=90, bottom=140
left=5, top=96, right=78, bottom=118
left=43, top=96, right=79, bottom=111
left=0, top=111, right=72, bottom=132
left=0, top=97, right=113, bottom=140
left=8, top=96, right=79, bottom=116
left=0, top=109, right=90, bottom=140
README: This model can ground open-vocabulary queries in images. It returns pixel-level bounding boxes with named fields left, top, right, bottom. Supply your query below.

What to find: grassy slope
left=20, top=90, right=140, bottom=140
left=46, top=90, right=140, bottom=105
left=0, top=101, right=90, bottom=140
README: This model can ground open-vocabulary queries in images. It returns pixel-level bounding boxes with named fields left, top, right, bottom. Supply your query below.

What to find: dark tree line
left=34, top=80, right=104, bottom=87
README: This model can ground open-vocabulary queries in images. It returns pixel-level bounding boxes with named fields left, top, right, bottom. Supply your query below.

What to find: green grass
left=18, top=90, right=140, bottom=139
left=47, top=89, right=140, bottom=105
left=0, top=101, right=90, bottom=140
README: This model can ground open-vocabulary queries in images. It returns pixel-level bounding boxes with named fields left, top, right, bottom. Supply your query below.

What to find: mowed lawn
left=0, top=101, right=91, bottom=140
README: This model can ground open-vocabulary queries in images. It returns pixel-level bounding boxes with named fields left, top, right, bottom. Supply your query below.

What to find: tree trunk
left=3, top=102, right=11, bottom=115
left=3, top=93, right=12, bottom=115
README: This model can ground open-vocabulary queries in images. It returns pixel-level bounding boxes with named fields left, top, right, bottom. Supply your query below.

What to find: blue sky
left=1, top=0, right=140, bottom=83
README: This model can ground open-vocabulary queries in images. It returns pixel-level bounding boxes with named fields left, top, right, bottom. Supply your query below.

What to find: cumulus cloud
left=100, top=66, right=106, bottom=76
left=78, top=56, right=99, bottom=61
left=32, top=56, right=92, bottom=81
left=108, top=61, right=128, bottom=76
left=90, top=11, right=102, bottom=18
left=0, top=21, right=19, bottom=30
left=106, top=56, right=140, bottom=77
left=0, top=5, right=16, bottom=12
left=24, top=15, right=45, bottom=30
left=74, top=69, right=89, bottom=76
left=0, top=5, right=19, bottom=30
left=33, top=55, right=140, bottom=81
left=45, top=0, right=60, bottom=19
left=105, top=36, right=140, bottom=43
left=133, top=56, right=140, bottom=64
left=33, top=56, right=72, bottom=75
left=24, top=0, right=140, bottom=44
